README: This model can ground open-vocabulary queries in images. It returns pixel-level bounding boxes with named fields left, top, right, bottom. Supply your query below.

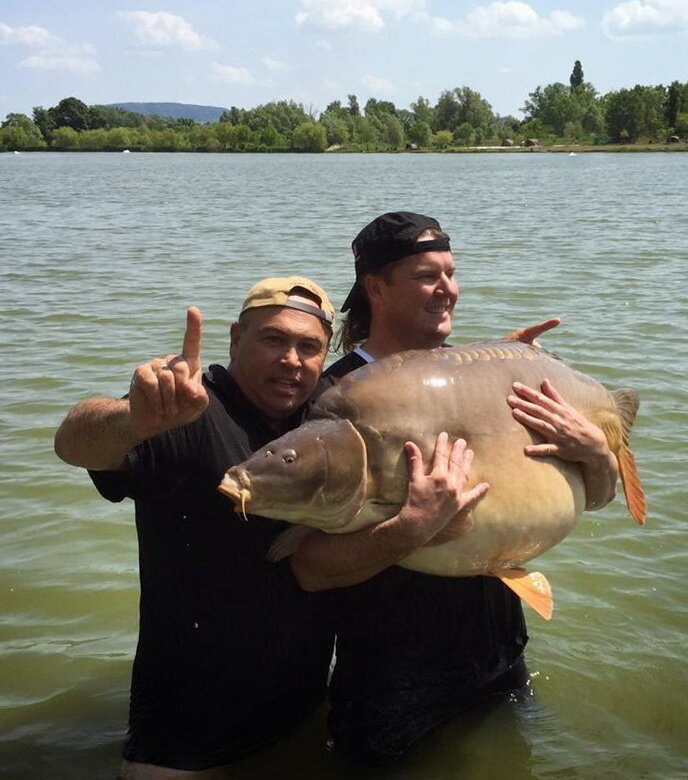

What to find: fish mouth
left=218, top=468, right=252, bottom=521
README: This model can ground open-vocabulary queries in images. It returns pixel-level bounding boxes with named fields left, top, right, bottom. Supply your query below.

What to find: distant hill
left=106, top=102, right=228, bottom=123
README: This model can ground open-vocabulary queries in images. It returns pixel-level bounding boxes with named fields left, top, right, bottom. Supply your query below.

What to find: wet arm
left=54, top=397, right=140, bottom=471
left=290, top=435, right=489, bottom=592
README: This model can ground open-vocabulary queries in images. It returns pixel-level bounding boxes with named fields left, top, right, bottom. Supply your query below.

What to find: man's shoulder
left=311, top=352, right=367, bottom=400
left=323, top=351, right=367, bottom=380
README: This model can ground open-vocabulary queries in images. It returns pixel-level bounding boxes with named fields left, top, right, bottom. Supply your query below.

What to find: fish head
left=218, top=418, right=368, bottom=531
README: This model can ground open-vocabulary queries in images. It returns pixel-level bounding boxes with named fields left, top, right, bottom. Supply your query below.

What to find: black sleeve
left=88, top=416, right=208, bottom=503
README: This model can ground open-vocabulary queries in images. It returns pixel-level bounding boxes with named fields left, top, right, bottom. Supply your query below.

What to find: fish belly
left=399, top=452, right=585, bottom=576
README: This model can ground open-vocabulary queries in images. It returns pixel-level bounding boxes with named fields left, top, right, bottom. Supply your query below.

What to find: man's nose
left=436, top=274, right=456, bottom=295
left=281, top=345, right=300, bottom=366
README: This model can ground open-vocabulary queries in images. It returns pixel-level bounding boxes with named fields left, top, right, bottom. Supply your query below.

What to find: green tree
left=411, top=96, right=434, bottom=126
left=51, top=126, right=81, bottom=148
left=433, top=90, right=459, bottom=131
left=523, top=83, right=577, bottom=136
left=604, top=85, right=667, bottom=141
left=570, top=60, right=584, bottom=91
left=675, top=112, right=688, bottom=137
left=352, top=116, right=378, bottom=149
left=347, top=95, right=360, bottom=116
left=453, top=122, right=474, bottom=146
left=320, top=114, right=350, bottom=146
left=433, top=130, right=453, bottom=148
left=0, top=114, right=46, bottom=149
left=384, top=115, right=404, bottom=149
left=664, top=80, right=683, bottom=129
left=292, top=122, right=327, bottom=152
left=32, top=106, right=55, bottom=142
left=407, top=120, right=431, bottom=147
left=50, top=97, right=91, bottom=131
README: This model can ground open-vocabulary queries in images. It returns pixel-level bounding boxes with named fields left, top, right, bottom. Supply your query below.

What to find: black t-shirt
left=317, top=352, right=528, bottom=724
left=90, top=365, right=334, bottom=770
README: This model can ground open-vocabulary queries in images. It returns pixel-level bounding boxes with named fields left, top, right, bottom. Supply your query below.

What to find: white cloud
left=211, top=63, right=255, bottom=85
left=296, top=0, right=426, bottom=32
left=263, top=56, right=287, bottom=71
left=210, top=62, right=274, bottom=88
left=19, top=54, right=100, bottom=74
left=118, top=11, right=216, bottom=51
left=0, top=22, right=53, bottom=47
left=2, top=22, right=99, bottom=73
left=361, top=73, right=395, bottom=94
left=603, top=0, right=688, bottom=37
left=431, top=2, right=585, bottom=38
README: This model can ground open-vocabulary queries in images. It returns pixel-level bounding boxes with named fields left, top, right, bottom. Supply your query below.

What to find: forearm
left=581, top=449, right=618, bottom=511
left=54, top=397, right=141, bottom=471
left=290, top=508, right=433, bottom=592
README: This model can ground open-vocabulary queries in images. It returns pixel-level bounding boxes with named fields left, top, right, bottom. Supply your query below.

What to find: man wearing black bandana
left=290, top=212, right=619, bottom=766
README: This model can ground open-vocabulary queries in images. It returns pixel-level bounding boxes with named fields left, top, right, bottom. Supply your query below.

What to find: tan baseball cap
left=240, top=276, right=335, bottom=328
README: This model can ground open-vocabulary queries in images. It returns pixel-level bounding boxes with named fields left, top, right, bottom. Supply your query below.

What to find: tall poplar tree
left=570, top=60, right=584, bottom=91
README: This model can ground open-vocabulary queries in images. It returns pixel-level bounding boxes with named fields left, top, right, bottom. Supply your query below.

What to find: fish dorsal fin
left=611, top=389, right=646, bottom=525
left=612, top=389, right=640, bottom=445
left=491, top=568, right=553, bottom=620
left=267, top=525, right=320, bottom=562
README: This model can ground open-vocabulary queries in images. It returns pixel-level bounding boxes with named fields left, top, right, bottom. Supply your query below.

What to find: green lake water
left=1, top=151, right=686, bottom=778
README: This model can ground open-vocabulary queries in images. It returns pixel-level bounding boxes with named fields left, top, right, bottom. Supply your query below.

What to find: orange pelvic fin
left=491, top=568, right=553, bottom=620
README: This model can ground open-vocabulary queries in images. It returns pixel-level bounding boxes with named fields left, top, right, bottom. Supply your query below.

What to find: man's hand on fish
left=128, top=306, right=209, bottom=441
left=289, top=432, right=489, bottom=592
left=401, top=433, right=490, bottom=542
left=507, top=379, right=619, bottom=510
left=504, top=317, right=561, bottom=345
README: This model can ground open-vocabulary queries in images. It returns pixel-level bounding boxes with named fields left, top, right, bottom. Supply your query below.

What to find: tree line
left=2, top=62, right=687, bottom=153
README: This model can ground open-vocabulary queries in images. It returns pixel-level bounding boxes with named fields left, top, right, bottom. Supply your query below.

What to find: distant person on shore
left=54, top=276, right=484, bottom=778
left=288, top=212, right=619, bottom=765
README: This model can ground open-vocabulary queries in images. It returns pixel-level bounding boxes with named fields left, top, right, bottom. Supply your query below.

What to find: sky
left=1, top=0, right=687, bottom=122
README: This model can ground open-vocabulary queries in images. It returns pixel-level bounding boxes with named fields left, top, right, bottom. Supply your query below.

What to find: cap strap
left=413, top=237, right=451, bottom=253
left=284, top=299, right=333, bottom=325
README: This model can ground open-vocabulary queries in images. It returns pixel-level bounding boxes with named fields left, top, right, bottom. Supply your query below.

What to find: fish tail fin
left=611, top=389, right=647, bottom=525
left=491, top=568, right=553, bottom=620
left=617, top=445, right=647, bottom=525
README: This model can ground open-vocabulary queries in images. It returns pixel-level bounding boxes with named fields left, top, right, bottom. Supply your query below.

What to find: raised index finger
left=182, top=306, right=203, bottom=377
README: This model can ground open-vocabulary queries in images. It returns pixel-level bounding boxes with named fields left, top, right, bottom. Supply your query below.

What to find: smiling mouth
left=426, top=304, right=452, bottom=314
left=270, top=377, right=301, bottom=394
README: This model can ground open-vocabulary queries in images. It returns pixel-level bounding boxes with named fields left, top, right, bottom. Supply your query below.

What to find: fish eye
left=282, top=449, right=297, bottom=464
left=265, top=450, right=274, bottom=457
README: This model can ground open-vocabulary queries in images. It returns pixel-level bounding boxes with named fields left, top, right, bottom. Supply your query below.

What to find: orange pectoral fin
left=617, top=445, right=647, bottom=525
left=491, top=568, right=553, bottom=620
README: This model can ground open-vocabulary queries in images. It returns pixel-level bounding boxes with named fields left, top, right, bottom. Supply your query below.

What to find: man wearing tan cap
left=54, top=276, right=480, bottom=778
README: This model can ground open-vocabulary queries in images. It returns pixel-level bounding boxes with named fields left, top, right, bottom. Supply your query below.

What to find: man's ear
left=229, top=321, right=241, bottom=361
left=363, top=273, right=385, bottom=304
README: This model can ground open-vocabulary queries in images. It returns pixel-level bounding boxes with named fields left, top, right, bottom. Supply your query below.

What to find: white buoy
left=568, top=152, right=577, bottom=157
left=122, top=149, right=130, bottom=153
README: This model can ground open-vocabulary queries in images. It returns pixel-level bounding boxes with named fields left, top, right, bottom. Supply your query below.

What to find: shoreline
left=4, top=143, right=687, bottom=154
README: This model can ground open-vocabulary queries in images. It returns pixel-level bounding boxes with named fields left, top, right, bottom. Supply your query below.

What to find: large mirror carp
left=219, top=341, right=645, bottom=619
